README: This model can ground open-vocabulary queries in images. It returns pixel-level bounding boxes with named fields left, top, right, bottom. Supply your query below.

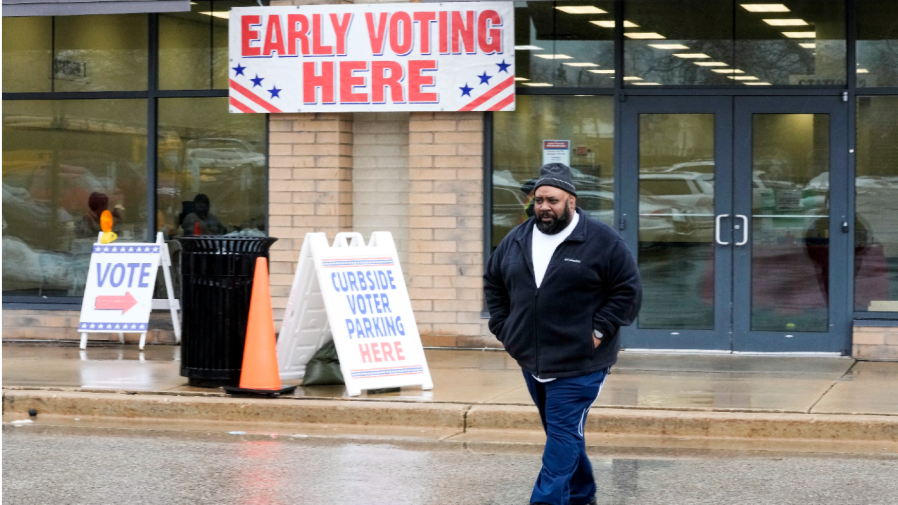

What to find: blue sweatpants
left=523, top=368, right=609, bottom=505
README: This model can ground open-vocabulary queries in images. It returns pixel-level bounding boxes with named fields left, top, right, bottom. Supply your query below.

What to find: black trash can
left=175, top=236, right=277, bottom=387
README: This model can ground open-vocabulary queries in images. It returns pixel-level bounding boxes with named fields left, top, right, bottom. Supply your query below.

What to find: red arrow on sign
left=95, top=292, right=138, bottom=314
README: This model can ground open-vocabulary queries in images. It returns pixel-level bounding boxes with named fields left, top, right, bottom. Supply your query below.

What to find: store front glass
left=3, top=99, right=148, bottom=296
left=514, top=1, right=615, bottom=88
left=491, top=95, right=614, bottom=250
left=2, top=6, right=267, bottom=303
left=491, top=0, right=870, bottom=353
left=624, top=0, right=845, bottom=86
left=855, top=97, right=898, bottom=312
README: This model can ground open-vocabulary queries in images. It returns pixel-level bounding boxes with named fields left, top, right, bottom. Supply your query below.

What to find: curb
left=5, top=389, right=898, bottom=446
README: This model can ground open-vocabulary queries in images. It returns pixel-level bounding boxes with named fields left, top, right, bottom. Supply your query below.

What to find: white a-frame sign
left=78, top=232, right=181, bottom=350
left=276, top=232, right=433, bottom=396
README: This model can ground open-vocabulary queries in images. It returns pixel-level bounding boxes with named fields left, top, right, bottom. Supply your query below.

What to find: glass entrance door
left=620, top=97, right=734, bottom=350
left=732, top=97, right=849, bottom=352
left=620, top=96, right=849, bottom=353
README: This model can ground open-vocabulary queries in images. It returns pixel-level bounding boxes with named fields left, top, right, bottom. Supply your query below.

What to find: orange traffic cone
left=224, top=257, right=297, bottom=396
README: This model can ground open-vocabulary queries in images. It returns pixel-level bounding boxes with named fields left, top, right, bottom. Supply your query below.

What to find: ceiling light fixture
left=740, top=4, right=790, bottom=12
left=623, top=76, right=643, bottom=81
left=728, top=75, right=760, bottom=80
left=799, top=43, right=816, bottom=48
left=694, top=61, right=729, bottom=66
left=556, top=6, right=607, bottom=14
left=563, top=62, right=600, bottom=67
left=672, top=53, right=711, bottom=58
left=514, top=77, right=530, bottom=81
left=633, top=82, right=661, bottom=85
left=712, top=68, right=746, bottom=74
left=625, top=32, right=666, bottom=39
left=857, top=69, right=870, bottom=74
left=534, top=54, right=573, bottom=59
left=590, top=20, right=639, bottom=28
left=648, top=43, right=690, bottom=50
left=744, top=82, right=772, bottom=85
left=199, top=11, right=228, bottom=18
left=782, top=31, right=816, bottom=38
left=514, top=45, right=544, bottom=51
left=763, top=18, right=808, bottom=26
left=523, top=82, right=554, bottom=87
left=588, top=69, right=615, bottom=74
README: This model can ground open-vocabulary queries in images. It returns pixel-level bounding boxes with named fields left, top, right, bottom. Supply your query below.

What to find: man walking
left=484, top=163, right=642, bottom=505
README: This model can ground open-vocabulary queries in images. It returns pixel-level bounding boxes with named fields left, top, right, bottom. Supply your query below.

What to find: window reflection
left=750, top=114, right=830, bottom=332
left=623, top=0, right=845, bottom=86
left=2, top=100, right=148, bottom=296
left=157, top=97, right=267, bottom=239
left=855, top=97, right=898, bottom=312
left=491, top=96, right=614, bottom=249
left=857, top=0, right=898, bottom=88
left=54, top=15, right=149, bottom=92
left=514, top=1, right=614, bottom=88
left=637, top=114, right=716, bottom=329
left=2, top=17, right=52, bottom=93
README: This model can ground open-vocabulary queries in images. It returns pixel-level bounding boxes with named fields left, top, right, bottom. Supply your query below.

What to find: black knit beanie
left=533, top=163, right=577, bottom=197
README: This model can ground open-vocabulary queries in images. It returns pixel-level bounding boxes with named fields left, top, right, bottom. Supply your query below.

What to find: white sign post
left=227, top=2, right=515, bottom=113
left=78, top=232, right=181, bottom=350
left=277, top=232, right=433, bottom=396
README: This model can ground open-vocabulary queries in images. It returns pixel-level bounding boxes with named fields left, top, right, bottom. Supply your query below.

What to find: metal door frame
left=619, top=96, right=734, bottom=350
left=732, top=96, right=851, bottom=353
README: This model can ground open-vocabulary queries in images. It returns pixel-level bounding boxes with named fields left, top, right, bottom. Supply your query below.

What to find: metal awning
left=2, top=0, right=191, bottom=17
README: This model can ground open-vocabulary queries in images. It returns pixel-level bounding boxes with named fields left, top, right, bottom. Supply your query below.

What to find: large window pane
left=855, top=97, right=898, bottom=312
left=159, top=2, right=213, bottom=90
left=54, top=14, right=148, bottom=92
left=2, top=100, right=148, bottom=296
left=491, top=95, right=614, bottom=249
left=637, top=114, right=715, bottom=329
left=157, top=97, right=267, bottom=238
left=736, top=0, right=845, bottom=86
left=2, top=17, right=52, bottom=93
left=624, top=0, right=845, bottom=86
left=750, top=114, right=830, bottom=332
left=515, top=1, right=614, bottom=88
left=624, top=0, right=733, bottom=86
left=857, top=0, right=898, bottom=88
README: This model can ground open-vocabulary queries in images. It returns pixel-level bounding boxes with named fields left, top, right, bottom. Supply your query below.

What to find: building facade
left=4, top=0, right=898, bottom=359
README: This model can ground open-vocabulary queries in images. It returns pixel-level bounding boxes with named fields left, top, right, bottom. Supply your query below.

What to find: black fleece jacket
left=484, top=209, right=642, bottom=378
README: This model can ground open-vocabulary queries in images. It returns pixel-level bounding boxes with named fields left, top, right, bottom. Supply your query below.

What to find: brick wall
left=351, top=112, right=410, bottom=271
left=853, top=326, right=898, bottom=361
left=2, top=310, right=177, bottom=345
left=406, top=112, right=497, bottom=348
left=267, top=113, right=353, bottom=327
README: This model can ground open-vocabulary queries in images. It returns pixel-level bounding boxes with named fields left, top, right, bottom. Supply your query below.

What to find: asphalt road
left=4, top=425, right=898, bottom=505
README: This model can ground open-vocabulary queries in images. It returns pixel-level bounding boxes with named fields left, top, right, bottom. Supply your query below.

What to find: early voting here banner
left=228, top=2, right=515, bottom=113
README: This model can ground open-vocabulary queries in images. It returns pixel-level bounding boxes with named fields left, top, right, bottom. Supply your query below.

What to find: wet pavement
left=4, top=342, right=898, bottom=415
left=4, top=424, right=898, bottom=505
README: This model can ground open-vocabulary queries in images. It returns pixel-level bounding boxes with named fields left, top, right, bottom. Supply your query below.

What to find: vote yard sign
left=228, top=2, right=515, bottom=113
left=277, top=232, right=433, bottom=396
left=78, top=243, right=162, bottom=334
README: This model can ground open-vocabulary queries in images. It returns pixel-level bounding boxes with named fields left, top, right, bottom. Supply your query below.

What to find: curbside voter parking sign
left=276, top=232, right=433, bottom=396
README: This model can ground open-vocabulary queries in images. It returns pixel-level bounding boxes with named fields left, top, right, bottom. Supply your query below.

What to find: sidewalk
left=4, top=343, right=898, bottom=453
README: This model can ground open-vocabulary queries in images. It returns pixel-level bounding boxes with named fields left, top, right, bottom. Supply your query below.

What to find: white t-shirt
left=532, top=211, right=579, bottom=289
left=530, top=212, right=588, bottom=383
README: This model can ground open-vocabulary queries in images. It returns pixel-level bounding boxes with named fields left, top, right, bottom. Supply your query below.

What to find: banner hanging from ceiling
left=228, top=2, right=515, bottom=113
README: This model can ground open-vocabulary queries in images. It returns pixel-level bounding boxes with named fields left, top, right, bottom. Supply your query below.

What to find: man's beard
left=535, top=204, right=573, bottom=235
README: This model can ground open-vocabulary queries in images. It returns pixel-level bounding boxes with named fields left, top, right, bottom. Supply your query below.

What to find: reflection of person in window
left=81, top=192, right=123, bottom=238
left=182, top=194, right=224, bottom=235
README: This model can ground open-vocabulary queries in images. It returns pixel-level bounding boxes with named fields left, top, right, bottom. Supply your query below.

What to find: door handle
left=715, top=214, right=730, bottom=246
left=736, top=215, right=749, bottom=246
